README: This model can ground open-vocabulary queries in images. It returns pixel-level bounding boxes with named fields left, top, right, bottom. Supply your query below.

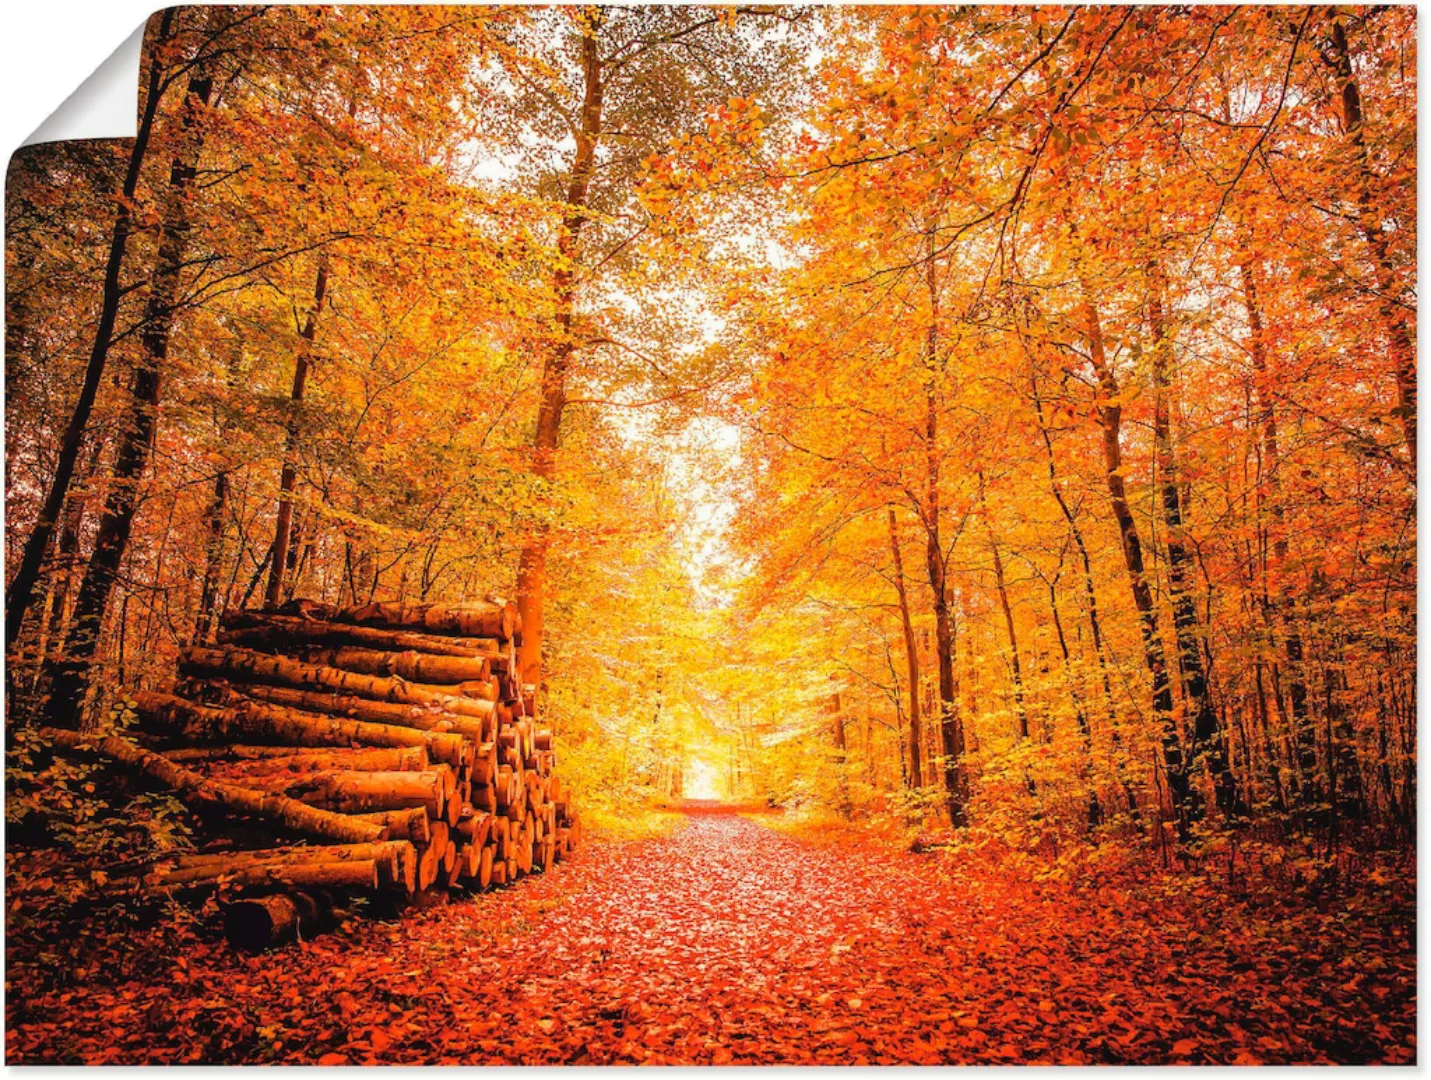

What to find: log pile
left=58, top=599, right=582, bottom=950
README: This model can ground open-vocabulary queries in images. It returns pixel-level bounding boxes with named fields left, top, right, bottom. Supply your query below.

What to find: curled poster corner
left=22, top=23, right=144, bottom=147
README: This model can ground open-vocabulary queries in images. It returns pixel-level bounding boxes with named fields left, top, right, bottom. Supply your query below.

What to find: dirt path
left=6, top=812, right=1415, bottom=1064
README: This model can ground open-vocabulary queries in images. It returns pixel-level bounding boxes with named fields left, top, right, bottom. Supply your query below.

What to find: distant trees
left=687, top=5, right=1415, bottom=844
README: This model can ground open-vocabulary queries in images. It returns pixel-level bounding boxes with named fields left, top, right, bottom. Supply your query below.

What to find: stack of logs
left=54, top=598, right=581, bottom=950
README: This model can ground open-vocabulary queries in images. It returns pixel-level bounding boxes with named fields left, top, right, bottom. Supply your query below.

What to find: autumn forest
left=3, top=4, right=1417, bottom=1065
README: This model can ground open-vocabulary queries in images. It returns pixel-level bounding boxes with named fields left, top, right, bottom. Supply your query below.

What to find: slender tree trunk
left=1079, top=288, right=1190, bottom=829
left=193, top=469, right=230, bottom=644
left=920, top=240, right=967, bottom=827
left=887, top=507, right=923, bottom=788
left=1147, top=267, right=1236, bottom=816
left=1238, top=246, right=1315, bottom=807
left=514, top=16, right=605, bottom=695
left=265, top=258, right=329, bottom=609
left=1029, top=368, right=1138, bottom=818
left=5, top=12, right=178, bottom=654
left=1047, top=575, right=1102, bottom=826
left=43, top=63, right=215, bottom=729
left=36, top=439, right=105, bottom=677
left=193, top=337, right=245, bottom=644
left=1329, top=15, right=1416, bottom=480
left=829, top=689, right=850, bottom=818
left=980, top=482, right=1029, bottom=741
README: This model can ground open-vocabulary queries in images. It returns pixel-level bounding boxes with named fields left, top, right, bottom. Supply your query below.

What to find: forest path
left=6, top=812, right=1414, bottom=1064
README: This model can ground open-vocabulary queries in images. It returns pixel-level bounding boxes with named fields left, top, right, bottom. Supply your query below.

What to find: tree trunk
left=220, top=681, right=489, bottom=743
left=220, top=611, right=502, bottom=660
left=1329, top=14, right=1416, bottom=480
left=140, top=841, right=416, bottom=893
left=351, top=806, right=430, bottom=845
left=161, top=744, right=428, bottom=771
left=179, top=645, right=497, bottom=723
left=231, top=768, right=448, bottom=817
left=1237, top=247, right=1315, bottom=806
left=42, top=727, right=385, bottom=843
left=920, top=236, right=967, bottom=827
left=293, top=647, right=493, bottom=687
left=1029, top=367, right=1139, bottom=818
left=5, top=11, right=178, bottom=654
left=1079, top=289, right=1189, bottom=829
left=887, top=507, right=923, bottom=788
left=133, top=689, right=469, bottom=769
left=515, top=14, right=605, bottom=694
left=980, top=483, right=1029, bottom=741
left=264, top=258, right=329, bottom=609
left=193, top=469, right=231, bottom=644
left=1147, top=267, right=1236, bottom=817
left=224, top=891, right=335, bottom=952
left=43, top=61, right=216, bottom=728
left=337, top=600, right=516, bottom=640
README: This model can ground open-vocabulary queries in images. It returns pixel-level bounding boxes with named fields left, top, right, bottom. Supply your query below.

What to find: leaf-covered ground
left=6, top=812, right=1415, bottom=1064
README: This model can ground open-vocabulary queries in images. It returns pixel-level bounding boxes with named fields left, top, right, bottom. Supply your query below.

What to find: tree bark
left=920, top=238, right=968, bottom=827
left=886, top=508, right=923, bottom=788
left=133, top=689, right=469, bottom=769
left=337, top=600, right=516, bottom=640
left=161, top=743, right=428, bottom=771
left=43, top=58, right=216, bottom=728
left=231, top=768, right=448, bottom=817
left=1237, top=247, right=1315, bottom=805
left=221, top=610, right=503, bottom=660
left=515, top=13, right=605, bottom=694
left=224, top=891, right=334, bottom=952
left=193, top=469, right=230, bottom=644
left=1147, top=267, right=1236, bottom=817
left=180, top=645, right=497, bottom=723
left=42, top=727, right=385, bottom=843
left=219, top=681, right=488, bottom=743
left=6, top=11, right=178, bottom=655
left=264, top=258, right=329, bottom=609
left=293, top=646, right=493, bottom=687
left=1079, top=289, right=1190, bottom=829
left=351, top=806, right=430, bottom=845
left=1328, top=14, right=1416, bottom=480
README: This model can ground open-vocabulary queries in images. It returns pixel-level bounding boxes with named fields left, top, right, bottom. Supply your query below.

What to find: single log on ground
left=137, top=690, right=468, bottom=769
left=336, top=599, right=518, bottom=640
left=295, top=646, right=492, bottom=686
left=351, top=806, right=430, bottom=845
left=42, top=728, right=385, bottom=844
left=221, top=683, right=486, bottom=742
left=181, top=646, right=497, bottom=722
left=221, top=611, right=497, bottom=659
left=223, top=890, right=335, bottom=952
left=161, top=840, right=415, bottom=893
left=478, top=844, right=495, bottom=888
left=145, top=857, right=380, bottom=892
left=232, top=769, right=449, bottom=817
left=163, top=745, right=428, bottom=772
